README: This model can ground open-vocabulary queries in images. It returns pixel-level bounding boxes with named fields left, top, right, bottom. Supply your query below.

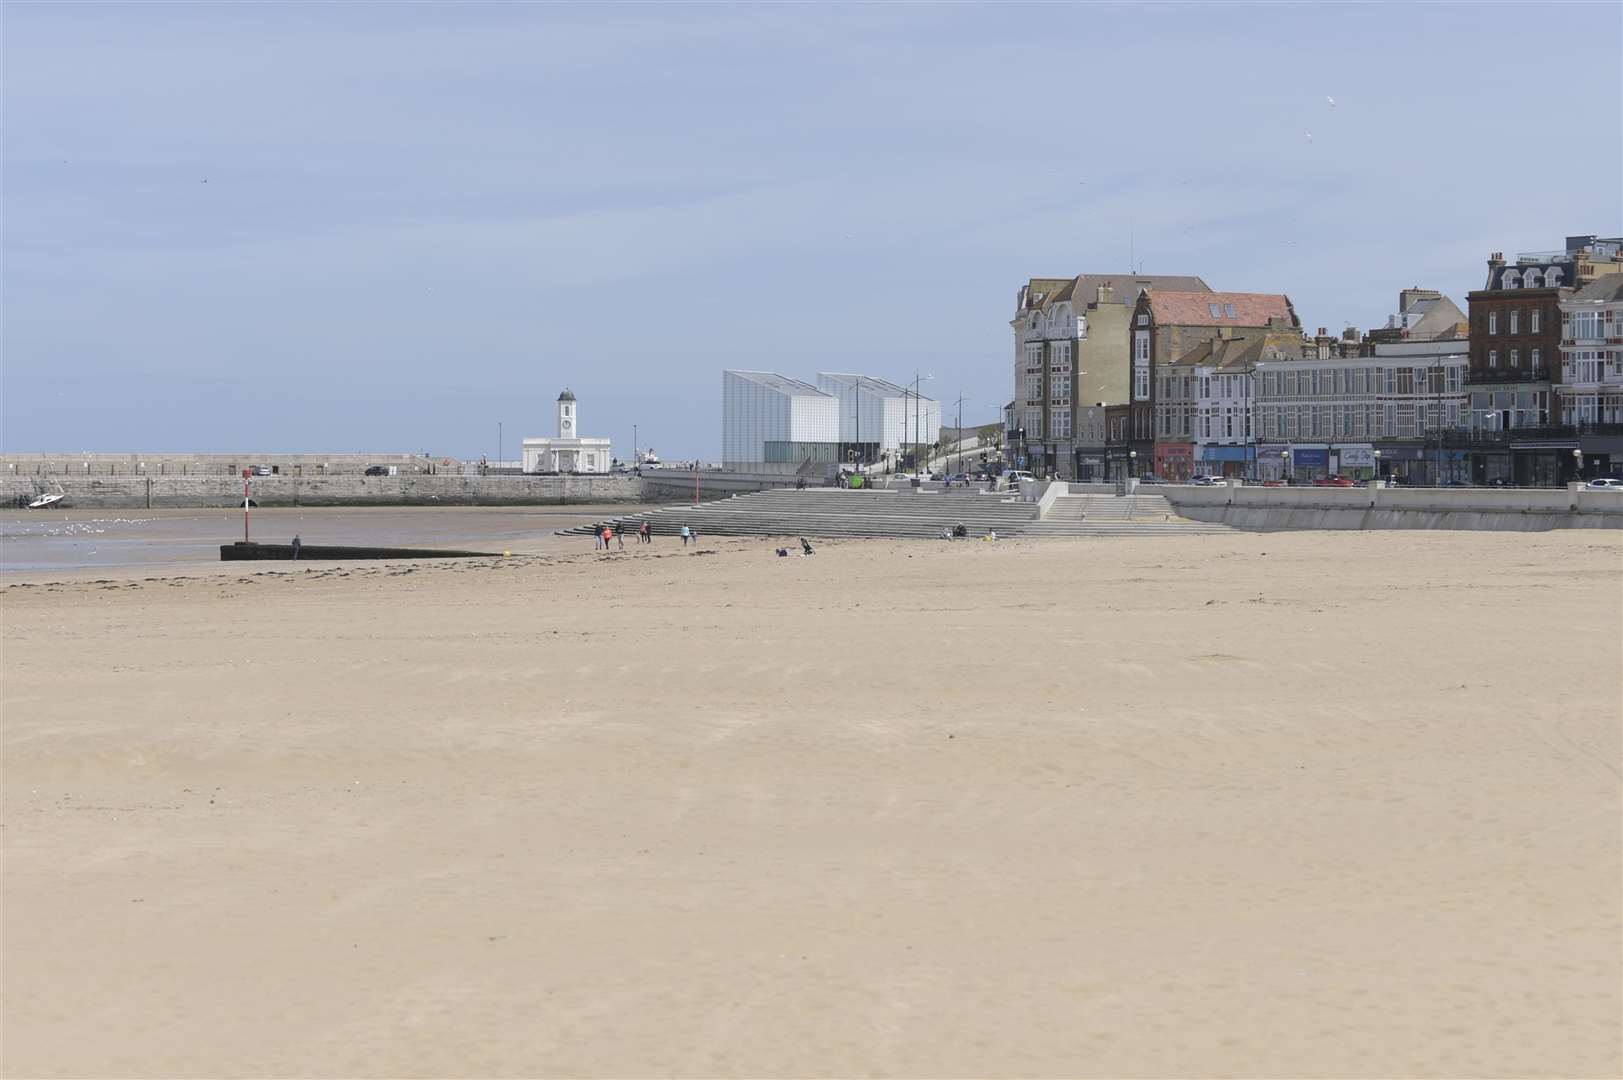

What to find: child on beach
left=680, top=525, right=691, bottom=547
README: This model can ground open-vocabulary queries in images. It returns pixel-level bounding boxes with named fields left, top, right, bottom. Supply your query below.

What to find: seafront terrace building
left=1557, top=273, right=1623, bottom=426
left=1130, top=288, right=1299, bottom=476
left=1009, top=272, right=1209, bottom=479
left=1153, top=326, right=1304, bottom=481
left=1254, top=348, right=1468, bottom=484
left=1461, top=236, right=1623, bottom=483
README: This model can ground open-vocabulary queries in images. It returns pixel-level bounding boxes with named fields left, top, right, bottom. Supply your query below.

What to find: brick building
left=1463, top=235, right=1622, bottom=483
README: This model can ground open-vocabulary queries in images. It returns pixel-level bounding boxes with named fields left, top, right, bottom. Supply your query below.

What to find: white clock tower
left=522, top=387, right=612, bottom=474
left=558, top=387, right=576, bottom=437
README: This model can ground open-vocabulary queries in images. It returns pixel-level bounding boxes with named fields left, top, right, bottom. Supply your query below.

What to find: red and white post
left=242, top=469, right=251, bottom=543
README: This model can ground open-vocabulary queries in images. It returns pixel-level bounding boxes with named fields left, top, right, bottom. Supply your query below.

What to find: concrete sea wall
left=1165, top=484, right=1623, bottom=531
left=2, top=474, right=642, bottom=509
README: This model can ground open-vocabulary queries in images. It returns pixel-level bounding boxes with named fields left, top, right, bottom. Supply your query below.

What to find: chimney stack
left=1096, top=284, right=1113, bottom=305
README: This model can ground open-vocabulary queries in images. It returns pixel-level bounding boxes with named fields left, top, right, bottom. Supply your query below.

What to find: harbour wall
left=1164, top=483, right=1623, bottom=531
left=2, top=474, right=642, bottom=509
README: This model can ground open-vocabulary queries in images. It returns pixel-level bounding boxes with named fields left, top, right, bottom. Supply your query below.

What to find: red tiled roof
left=1142, top=290, right=1296, bottom=328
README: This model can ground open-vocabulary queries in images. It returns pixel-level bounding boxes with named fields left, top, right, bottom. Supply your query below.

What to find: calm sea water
left=0, top=507, right=626, bottom=572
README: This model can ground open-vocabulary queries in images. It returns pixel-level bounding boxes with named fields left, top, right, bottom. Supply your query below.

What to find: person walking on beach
left=291, top=534, right=301, bottom=560
left=600, top=525, right=613, bottom=552
left=680, top=524, right=691, bottom=547
left=640, top=521, right=651, bottom=544
left=615, top=523, right=625, bottom=551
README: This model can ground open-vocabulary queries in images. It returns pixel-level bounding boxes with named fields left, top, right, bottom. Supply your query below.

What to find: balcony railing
left=1466, top=369, right=1550, bottom=385
left=1441, top=423, right=1623, bottom=445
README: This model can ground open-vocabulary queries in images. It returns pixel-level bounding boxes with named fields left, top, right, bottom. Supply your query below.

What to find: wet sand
left=2, top=530, right=1619, bottom=1077
left=0, top=505, right=645, bottom=575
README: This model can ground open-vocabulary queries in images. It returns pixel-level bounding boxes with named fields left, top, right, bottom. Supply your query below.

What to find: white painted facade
left=1558, top=278, right=1623, bottom=424
left=1256, top=352, right=1468, bottom=463
left=522, top=390, right=613, bottom=474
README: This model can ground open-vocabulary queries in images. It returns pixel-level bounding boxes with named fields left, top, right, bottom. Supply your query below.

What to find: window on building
left=1052, top=375, right=1071, bottom=401
left=1510, top=310, right=1519, bottom=334
left=1488, top=311, right=1498, bottom=334
left=1488, top=350, right=1497, bottom=369
left=1025, top=408, right=1043, bottom=439
left=1510, top=349, right=1519, bottom=368
left=1502, top=270, right=1520, bottom=289
left=1530, top=309, right=1541, bottom=333
left=1208, top=303, right=1222, bottom=318
left=1026, top=375, right=1041, bottom=401
left=1136, top=313, right=1148, bottom=327
left=1224, top=303, right=1237, bottom=319
left=1053, top=411, right=1071, bottom=439
left=1530, top=348, right=1541, bottom=371
left=1546, top=266, right=1562, bottom=287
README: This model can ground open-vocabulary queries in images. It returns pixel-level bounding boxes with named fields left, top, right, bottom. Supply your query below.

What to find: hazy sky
left=4, top=2, right=1620, bottom=459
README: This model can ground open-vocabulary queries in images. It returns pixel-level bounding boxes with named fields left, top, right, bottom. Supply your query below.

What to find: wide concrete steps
left=558, top=488, right=1232, bottom=540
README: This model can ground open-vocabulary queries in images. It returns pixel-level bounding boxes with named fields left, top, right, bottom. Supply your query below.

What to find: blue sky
left=4, top=2, right=1620, bottom=459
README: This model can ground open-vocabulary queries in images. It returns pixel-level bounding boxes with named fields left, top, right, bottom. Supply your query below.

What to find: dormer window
left=1502, top=269, right=1521, bottom=289
left=1522, top=268, right=1542, bottom=288
left=1546, top=266, right=1563, bottom=287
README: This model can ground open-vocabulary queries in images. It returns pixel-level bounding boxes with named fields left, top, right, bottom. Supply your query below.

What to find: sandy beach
left=3, top=530, right=1619, bottom=1078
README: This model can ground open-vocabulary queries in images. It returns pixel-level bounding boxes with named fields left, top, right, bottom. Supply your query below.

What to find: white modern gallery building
left=721, top=370, right=941, bottom=471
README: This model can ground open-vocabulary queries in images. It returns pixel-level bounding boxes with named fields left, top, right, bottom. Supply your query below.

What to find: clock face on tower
left=562, top=420, right=572, bottom=433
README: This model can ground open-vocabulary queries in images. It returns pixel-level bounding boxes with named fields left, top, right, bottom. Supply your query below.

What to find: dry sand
left=3, top=530, right=1620, bottom=1078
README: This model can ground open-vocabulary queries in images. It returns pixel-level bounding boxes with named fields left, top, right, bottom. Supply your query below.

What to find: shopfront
left=1199, top=444, right=1251, bottom=479
left=1154, top=441, right=1194, bottom=481
left=1074, top=451, right=1107, bottom=483
left=1289, top=447, right=1329, bottom=482
left=1334, top=444, right=1375, bottom=480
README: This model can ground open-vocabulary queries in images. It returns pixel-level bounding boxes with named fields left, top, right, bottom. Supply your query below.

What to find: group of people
left=594, top=521, right=698, bottom=551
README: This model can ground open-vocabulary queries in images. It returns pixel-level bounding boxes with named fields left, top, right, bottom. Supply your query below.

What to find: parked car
left=1486, top=477, right=1512, bottom=487
left=1004, top=470, right=1036, bottom=489
left=1313, top=475, right=1356, bottom=487
left=1586, top=477, right=1623, bottom=490
left=1137, top=473, right=1169, bottom=485
left=1261, top=478, right=1290, bottom=487
left=1190, top=475, right=1228, bottom=486
left=364, top=465, right=389, bottom=476
left=945, top=473, right=970, bottom=486
left=250, top=465, right=272, bottom=476
left=1440, top=479, right=1472, bottom=488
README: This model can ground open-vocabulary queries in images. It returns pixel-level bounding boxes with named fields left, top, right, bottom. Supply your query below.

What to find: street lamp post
left=1129, top=449, right=1138, bottom=478
left=1573, top=447, right=1583, bottom=482
left=1281, top=447, right=1290, bottom=483
left=1373, top=447, right=1382, bottom=484
left=951, top=393, right=969, bottom=477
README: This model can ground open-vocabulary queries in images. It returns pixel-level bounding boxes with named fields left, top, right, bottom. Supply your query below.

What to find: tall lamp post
left=1129, top=449, right=1138, bottom=478
left=951, top=393, right=969, bottom=476
left=1281, top=447, right=1290, bottom=484
left=908, top=372, right=934, bottom=472
left=1373, top=448, right=1382, bottom=484
left=1573, top=447, right=1583, bottom=482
